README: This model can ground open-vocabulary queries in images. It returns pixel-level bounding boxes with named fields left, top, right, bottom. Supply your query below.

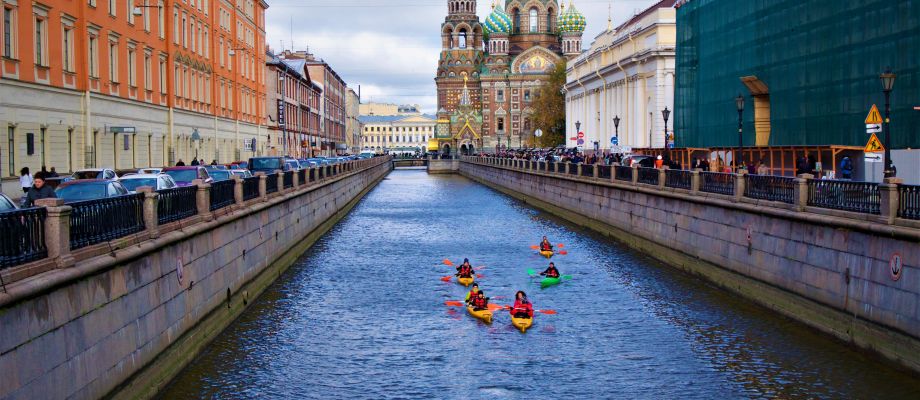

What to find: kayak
left=539, top=250, right=554, bottom=258
left=467, top=306, right=493, bottom=324
left=511, top=316, right=533, bottom=332
left=540, top=277, right=561, bottom=288
left=457, top=275, right=474, bottom=286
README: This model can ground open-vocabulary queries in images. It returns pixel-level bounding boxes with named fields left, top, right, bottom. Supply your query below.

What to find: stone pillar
left=794, top=174, right=813, bottom=211
left=658, top=167, right=667, bottom=190
left=734, top=171, right=747, bottom=201
left=135, top=186, right=160, bottom=239
left=690, top=169, right=701, bottom=194
left=232, top=175, right=244, bottom=205
left=576, top=163, right=582, bottom=177
left=35, top=198, right=74, bottom=269
left=593, top=164, right=599, bottom=179
left=193, top=179, right=213, bottom=221
left=292, top=169, right=300, bottom=189
left=879, top=178, right=902, bottom=224
left=631, top=165, right=639, bottom=185
left=274, top=170, right=284, bottom=194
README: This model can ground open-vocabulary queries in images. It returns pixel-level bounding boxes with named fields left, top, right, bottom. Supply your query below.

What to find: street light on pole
left=880, top=67, right=897, bottom=178
left=613, top=115, right=620, bottom=145
left=575, top=121, right=581, bottom=151
left=735, top=94, right=745, bottom=171
left=661, top=107, right=671, bottom=159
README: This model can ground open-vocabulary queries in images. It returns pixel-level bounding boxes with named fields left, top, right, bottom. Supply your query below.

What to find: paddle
left=440, top=276, right=452, bottom=282
left=475, top=266, right=486, bottom=271
left=529, top=245, right=540, bottom=250
left=499, top=305, right=558, bottom=315
left=558, top=250, right=568, bottom=255
left=527, top=268, right=537, bottom=277
left=445, top=300, right=465, bottom=307
left=443, top=259, right=454, bottom=266
left=557, top=244, right=565, bottom=248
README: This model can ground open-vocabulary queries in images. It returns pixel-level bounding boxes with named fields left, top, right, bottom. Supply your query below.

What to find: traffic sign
left=610, top=136, right=618, bottom=145
left=866, top=124, right=882, bottom=133
left=865, top=133, right=884, bottom=153
left=865, top=104, right=883, bottom=125
left=577, top=139, right=584, bottom=146
left=577, top=131, right=585, bottom=139
left=534, top=129, right=543, bottom=138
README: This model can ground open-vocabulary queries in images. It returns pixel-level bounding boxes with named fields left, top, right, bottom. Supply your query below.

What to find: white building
left=563, top=1, right=676, bottom=153
left=358, top=114, right=437, bottom=155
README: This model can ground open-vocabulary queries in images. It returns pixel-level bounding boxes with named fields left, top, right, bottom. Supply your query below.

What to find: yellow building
left=359, top=114, right=437, bottom=155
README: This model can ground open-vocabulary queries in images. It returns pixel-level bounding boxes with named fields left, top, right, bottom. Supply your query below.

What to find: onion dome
left=484, top=2, right=513, bottom=35
left=558, top=1, right=587, bottom=33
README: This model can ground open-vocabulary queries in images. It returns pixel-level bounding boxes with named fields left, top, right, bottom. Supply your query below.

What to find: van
left=248, top=157, right=289, bottom=175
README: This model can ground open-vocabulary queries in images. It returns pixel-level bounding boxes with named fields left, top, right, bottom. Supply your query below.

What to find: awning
left=427, top=139, right=440, bottom=151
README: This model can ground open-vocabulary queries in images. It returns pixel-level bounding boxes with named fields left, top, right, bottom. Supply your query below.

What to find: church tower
left=436, top=0, right=485, bottom=113
left=558, top=1, right=587, bottom=59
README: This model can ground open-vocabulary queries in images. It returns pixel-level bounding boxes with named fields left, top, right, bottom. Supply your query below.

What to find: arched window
left=529, top=8, right=538, bottom=32
left=459, top=28, right=467, bottom=48
left=512, top=9, right=521, bottom=34
left=547, top=8, right=555, bottom=32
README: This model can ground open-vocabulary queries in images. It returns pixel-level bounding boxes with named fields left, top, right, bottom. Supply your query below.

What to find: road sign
left=534, top=129, right=543, bottom=138
left=865, top=104, right=883, bottom=125
left=577, top=139, right=584, bottom=146
left=610, top=136, right=618, bottom=145
left=109, top=126, right=136, bottom=134
left=865, top=133, right=884, bottom=153
left=577, top=131, right=585, bottom=139
left=866, top=124, right=882, bottom=133
left=864, top=154, right=882, bottom=162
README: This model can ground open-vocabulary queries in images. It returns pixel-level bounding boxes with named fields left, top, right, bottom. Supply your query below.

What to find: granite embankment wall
left=460, top=159, right=920, bottom=372
left=0, top=158, right=391, bottom=400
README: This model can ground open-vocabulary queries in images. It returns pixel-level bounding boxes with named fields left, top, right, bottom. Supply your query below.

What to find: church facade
left=433, top=0, right=586, bottom=154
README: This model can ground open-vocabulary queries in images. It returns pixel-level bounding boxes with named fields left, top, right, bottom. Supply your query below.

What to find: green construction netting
left=675, top=0, right=919, bottom=148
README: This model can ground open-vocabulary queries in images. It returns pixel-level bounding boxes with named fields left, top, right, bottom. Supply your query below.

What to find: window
left=109, top=0, right=116, bottom=16
left=127, top=47, right=136, bottom=86
left=497, top=117, right=505, bottom=131
left=143, top=53, right=151, bottom=89
left=458, top=28, right=467, bottom=49
left=34, top=17, right=47, bottom=66
left=218, top=37, right=223, bottom=66
left=62, top=26, right=74, bottom=72
left=158, top=2, right=164, bottom=38
left=181, top=14, right=186, bottom=47
left=158, top=58, right=166, bottom=93
left=3, top=6, right=15, bottom=58
left=88, top=35, right=98, bottom=77
left=172, top=9, right=178, bottom=43
left=203, top=30, right=208, bottom=58
left=7, top=126, right=14, bottom=176
left=174, top=65, right=179, bottom=93
left=109, top=42, right=118, bottom=82
left=496, top=89, right=504, bottom=102
left=128, top=0, right=134, bottom=24
left=524, top=90, right=531, bottom=102
left=529, top=8, right=538, bottom=32
left=189, top=19, right=195, bottom=52
left=512, top=9, right=520, bottom=34
left=142, top=1, right=150, bottom=31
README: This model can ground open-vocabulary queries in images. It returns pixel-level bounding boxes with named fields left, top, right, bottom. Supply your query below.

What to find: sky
left=265, top=0, right=662, bottom=114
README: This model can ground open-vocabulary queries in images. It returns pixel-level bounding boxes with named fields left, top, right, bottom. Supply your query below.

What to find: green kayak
left=540, top=277, right=561, bottom=288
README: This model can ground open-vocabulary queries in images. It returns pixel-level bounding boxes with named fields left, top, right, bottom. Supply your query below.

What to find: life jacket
left=540, top=242, right=552, bottom=251
left=510, top=299, right=533, bottom=318
left=545, top=268, right=559, bottom=278
left=471, top=296, right=487, bottom=309
left=458, top=265, right=472, bottom=277
left=465, top=289, right=478, bottom=302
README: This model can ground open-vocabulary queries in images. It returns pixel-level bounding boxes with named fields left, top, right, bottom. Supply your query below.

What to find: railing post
left=292, top=169, right=300, bottom=189
left=232, top=175, right=244, bottom=205
left=658, top=167, right=667, bottom=190
left=593, top=164, right=599, bottom=179
left=631, top=164, right=639, bottom=185
left=690, top=169, right=701, bottom=194
left=576, top=163, right=582, bottom=177
left=794, top=174, right=813, bottom=211
left=136, top=186, right=160, bottom=239
left=274, top=170, right=284, bottom=194
left=35, top=198, right=74, bottom=269
left=193, top=179, right=213, bottom=221
left=879, top=178, right=902, bottom=224
left=734, top=171, right=746, bottom=201
left=257, top=173, right=268, bottom=201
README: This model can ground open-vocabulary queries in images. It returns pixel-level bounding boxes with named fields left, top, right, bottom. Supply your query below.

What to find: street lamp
left=735, top=94, right=745, bottom=171
left=613, top=115, right=620, bottom=145
left=661, top=107, right=671, bottom=159
left=190, top=128, right=202, bottom=159
left=880, top=67, right=897, bottom=178
left=575, top=121, right=581, bottom=150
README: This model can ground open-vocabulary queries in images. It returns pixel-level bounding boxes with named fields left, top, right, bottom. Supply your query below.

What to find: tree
left=530, top=61, right=567, bottom=148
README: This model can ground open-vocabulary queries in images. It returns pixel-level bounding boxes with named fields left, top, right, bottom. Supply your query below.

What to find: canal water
left=161, top=170, right=920, bottom=399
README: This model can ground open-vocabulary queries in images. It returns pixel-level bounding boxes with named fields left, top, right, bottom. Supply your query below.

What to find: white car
left=137, top=168, right=163, bottom=174
left=119, top=174, right=178, bottom=191
left=72, top=168, right=118, bottom=181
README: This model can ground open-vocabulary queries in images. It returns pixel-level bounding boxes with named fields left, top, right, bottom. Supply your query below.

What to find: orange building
left=0, top=0, right=267, bottom=193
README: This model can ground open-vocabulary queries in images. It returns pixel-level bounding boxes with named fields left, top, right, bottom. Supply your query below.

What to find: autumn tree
left=530, top=61, right=567, bottom=148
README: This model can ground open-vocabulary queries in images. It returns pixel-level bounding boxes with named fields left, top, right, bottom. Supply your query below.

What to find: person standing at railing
left=23, top=172, right=56, bottom=208
left=756, top=160, right=769, bottom=175
left=839, top=157, right=853, bottom=180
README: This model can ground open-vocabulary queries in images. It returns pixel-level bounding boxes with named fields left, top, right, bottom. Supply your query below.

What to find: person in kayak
left=455, top=258, right=473, bottom=278
left=464, top=283, right=480, bottom=304
left=539, top=262, right=560, bottom=279
left=470, top=291, right=489, bottom=311
left=539, top=236, right=553, bottom=251
left=509, top=291, right=534, bottom=319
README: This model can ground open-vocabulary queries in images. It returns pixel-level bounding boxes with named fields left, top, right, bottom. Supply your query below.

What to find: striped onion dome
left=484, top=3, right=513, bottom=35
left=558, top=1, right=587, bottom=33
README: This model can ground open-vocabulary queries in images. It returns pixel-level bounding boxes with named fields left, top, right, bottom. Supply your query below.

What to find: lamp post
left=190, top=128, right=202, bottom=159
left=575, top=121, right=581, bottom=150
left=735, top=94, right=745, bottom=171
left=613, top=115, right=620, bottom=146
left=880, top=67, right=897, bottom=178
left=661, top=107, right=670, bottom=159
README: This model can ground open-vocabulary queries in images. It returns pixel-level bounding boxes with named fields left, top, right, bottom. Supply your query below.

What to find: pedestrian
left=23, top=172, right=56, bottom=207
left=839, top=156, right=853, bottom=180
left=191, top=158, right=200, bottom=166
left=48, top=167, right=59, bottom=178
left=795, top=155, right=808, bottom=175
left=654, top=155, right=664, bottom=169
left=176, top=159, right=186, bottom=166
left=756, top=160, right=769, bottom=175
left=807, top=155, right=817, bottom=176
left=211, top=159, right=218, bottom=166
left=19, top=167, right=33, bottom=194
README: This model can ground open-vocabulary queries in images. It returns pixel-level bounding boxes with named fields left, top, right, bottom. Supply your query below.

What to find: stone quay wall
left=460, top=157, right=920, bottom=372
left=0, top=157, right=392, bottom=400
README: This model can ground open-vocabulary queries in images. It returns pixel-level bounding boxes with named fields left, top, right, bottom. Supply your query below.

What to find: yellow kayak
left=457, top=275, right=474, bottom=286
left=511, top=316, right=533, bottom=332
left=539, top=250, right=554, bottom=258
left=467, top=306, right=493, bottom=324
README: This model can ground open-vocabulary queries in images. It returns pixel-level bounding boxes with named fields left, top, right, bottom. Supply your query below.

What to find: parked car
left=72, top=168, right=118, bottom=181
left=297, top=159, right=318, bottom=168
left=622, top=155, right=655, bottom=168
left=162, top=166, right=213, bottom=186
left=0, top=193, right=17, bottom=211
left=284, top=160, right=301, bottom=171
left=307, top=158, right=330, bottom=166
left=248, top=157, right=289, bottom=175
left=137, top=168, right=162, bottom=174
left=206, top=168, right=233, bottom=182
left=119, top=174, right=178, bottom=191
left=230, top=169, right=253, bottom=179
left=55, top=180, right=130, bottom=203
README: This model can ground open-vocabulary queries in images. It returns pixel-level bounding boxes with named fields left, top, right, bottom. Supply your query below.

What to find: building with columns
left=563, top=0, right=676, bottom=153
left=433, top=0, right=586, bottom=154
left=359, top=114, right=437, bottom=155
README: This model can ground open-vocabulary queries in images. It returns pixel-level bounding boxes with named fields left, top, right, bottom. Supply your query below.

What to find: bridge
left=391, top=158, right=428, bottom=168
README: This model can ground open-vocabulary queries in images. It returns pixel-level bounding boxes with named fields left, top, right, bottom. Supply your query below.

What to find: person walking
left=19, top=167, right=33, bottom=194
left=176, top=159, right=186, bottom=166
left=190, top=158, right=200, bottom=166
left=23, top=172, right=57, bottom=207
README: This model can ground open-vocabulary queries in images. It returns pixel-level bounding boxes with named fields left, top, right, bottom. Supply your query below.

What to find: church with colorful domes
left=433, top=0, right=586, bottom=154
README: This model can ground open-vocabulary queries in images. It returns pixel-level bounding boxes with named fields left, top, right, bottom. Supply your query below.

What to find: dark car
left=248, top=157, right=289, bottom=175
left=206, top=168, right=233, bottom=182
left=162, top=166, right=213, bottom=186
left=54, top=180, right=130, bottom=203
left=0, top=193, right=17, bottom=211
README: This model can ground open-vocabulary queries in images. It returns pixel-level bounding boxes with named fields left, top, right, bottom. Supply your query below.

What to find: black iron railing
left=566, top=163, right=578, bottom=176
left=0, top=207, right=47, bottom=269
left=243, top=176, right=260, bottom=201
left=899, top=185, right=920, bottom=220
left=665, top=169, right=691, bottom=190
left=70, top=193, right=145, bottom=250
left=580, top=164, right=594, bottom=177
left=265, top=174, right=279, bottom=194
left=157, top=186, right=198, bottom=224
left=701, top=172, right=735, bottom=195
left=283, top=171, right=294, bottom=189
left=615, top=166, right=633, bottom=182
left=808, top=180, right=880, bottom=214
left=297, top=169, right=306, bottom=184
left=209, top=180, right=236, bottom=211
left=598, top=165, right=612, bottom=179
left=638, top=168, right=659, bottom=186
left=538, top=161, right=546, bottom=171
left=309, top=168, right=316, bottom=182
left=325, top=166, right=332, bottom=178
left=745, top=175, right=796, bottom=204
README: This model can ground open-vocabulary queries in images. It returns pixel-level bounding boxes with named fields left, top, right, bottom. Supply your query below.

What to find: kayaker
left=456, top=258, right=473, bottom=278
left=539, top=262, right=560, bottom=279
left=539, top=236, right=553, bottom=251
left=464, top=283, right=480, bottom=304
left=509, top=291, right=534, bottom=319
left=470, top=291, right=489, bottom=311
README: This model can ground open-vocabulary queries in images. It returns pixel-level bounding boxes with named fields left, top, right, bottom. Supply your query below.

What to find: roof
left=120, top=174, right=163, bottom=179
left=358, top=114, right=437, bottom=124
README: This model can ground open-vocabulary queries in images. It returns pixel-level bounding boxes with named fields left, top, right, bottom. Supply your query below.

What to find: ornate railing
left=566, top=163, right=578, bottom=175
left=637, top=168, right=659, bottom=186
left=808, top=180, right=880, bottom=214
left=209, top=180, right=236, bottom=211
left=745, top=175, right=796, bottom=204
left=899, top=185, right=920, bottom=220
left=580, top=164, right=594, bottom=177
left=265, top=174, right=279, bottom=194
left=538, top=161, right=546, bottom=171
left=283, top=171, right=294, bottom=189
left=157, top=186, right=198, bottom=224
left=615, top=166, right=633, bottom=182
left=0, top=207, right=48, bottom=270
left=70, top=194, right=145, bottom=249
left=243, top=176, right=260, bottom=201
left=665, top=169, right=691, bottom=190
left=309, top=168, right=317, bottom=182
left=701, top=172, right=735, bottom=195
left=325, top=166, right=332, bottom=178
left=297, top=169, right=306, bottom=184
left=598, top=165, right=612, bottom=180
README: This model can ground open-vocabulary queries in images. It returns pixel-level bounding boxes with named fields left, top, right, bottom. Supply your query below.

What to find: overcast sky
left=265, top=0, right=661, bottom=114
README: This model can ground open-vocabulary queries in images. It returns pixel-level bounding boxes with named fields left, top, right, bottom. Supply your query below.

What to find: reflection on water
left=161, top=170, right=920, bottom=399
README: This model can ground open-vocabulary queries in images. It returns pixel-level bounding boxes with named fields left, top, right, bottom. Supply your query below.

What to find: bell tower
left=436, top=0, right=484, bottom=113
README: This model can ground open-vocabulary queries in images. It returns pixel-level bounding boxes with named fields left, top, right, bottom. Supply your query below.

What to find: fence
left=70, top=194, right=145, bottom=250
left=243, top=176, right=260, bottom=201
left=615, top=166, right=633, bottom=182
left=745, top=175, right=796, bottom=204
left=638, top=168, right=659, bottom=186
left=265, top=174, right=279, bottom=194
left=900, top=185, right=920, bottom=220
left=665, top=169, right=692, bottom=190
left=808, top=180, right=880, bottom=214
left=580, top=164, right=594, bottom=178
left=598, top=165, right=612, bottom=180
left=157, top=186, right=198, bottom=224
left=701, top=172, right=735, bottom=195
left=297, top=169, right=306, bottom=185
left=0, top=207, right=47, bottom=270
left=283, top=171, right=294, bottom=189
left=209, top=180, right=236, bottom=211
